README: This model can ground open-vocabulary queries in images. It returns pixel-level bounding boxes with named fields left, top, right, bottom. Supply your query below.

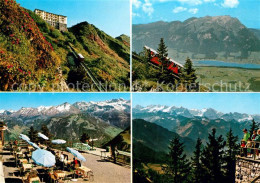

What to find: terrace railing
left=240, top=141, right=260, bottom=160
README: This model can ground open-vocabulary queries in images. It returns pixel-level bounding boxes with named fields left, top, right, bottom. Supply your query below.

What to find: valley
left=0, top=98, right=130, bottom=147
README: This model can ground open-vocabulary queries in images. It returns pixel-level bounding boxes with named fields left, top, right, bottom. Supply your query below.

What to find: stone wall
left=235, top=157, right=260, bottom=183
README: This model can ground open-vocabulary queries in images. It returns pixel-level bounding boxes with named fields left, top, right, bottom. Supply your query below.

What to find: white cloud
left=132, top=12, right=141, bottom=17
left=133, top=0, right=142, bottom=8
left=204, top=0, right=215, bottom=2
left=173, top=6, right=187, bottom=13
left=178, top=0, right=202, bottom=6
left=188, top=8, right=199, bottom=14
left=221, top=0, right=239, bottom=8
left=142, top=0, right=154, bottom=16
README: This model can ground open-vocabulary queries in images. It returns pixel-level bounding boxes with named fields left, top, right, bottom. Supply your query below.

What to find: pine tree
left=182, top=57, right=197, bottom=88
left=201, top=128, right=225, bottom=183
left=191, top=138, right=204, bottom=183
left=224, top=128, right=239, bottom=183
left=28, top=126, right=38, bottom=142
left=145, top=48, right=152, bottom=63
left=165, top=136, right=191, bottom=183
left=249, top=119, right=259, bottom=137
left=157, top=38, right=168, bottom=73
left=41, top=124, right=52, bottom=139
left=80, top=133, right=90, bottom=143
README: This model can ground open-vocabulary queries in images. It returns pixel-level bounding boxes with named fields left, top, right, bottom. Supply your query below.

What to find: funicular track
left=68, top=43, right=105, bottom=92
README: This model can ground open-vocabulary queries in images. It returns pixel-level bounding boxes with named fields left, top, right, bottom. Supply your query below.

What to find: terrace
left=0, top=140, right=130, bottom=183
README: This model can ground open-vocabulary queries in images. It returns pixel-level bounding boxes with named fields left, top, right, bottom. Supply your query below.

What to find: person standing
left=242, top=129, right=250, bottom=157
left=253, top=129, right=260, bottom=158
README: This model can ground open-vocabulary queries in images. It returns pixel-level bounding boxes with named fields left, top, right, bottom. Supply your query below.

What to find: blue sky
left=0, top=93, right=130, bottom=111
left=132, top=0, right=260, bottom=28
left=17, top=0, right=130, bottom=37
left=133, top=93, right=260, bottom=115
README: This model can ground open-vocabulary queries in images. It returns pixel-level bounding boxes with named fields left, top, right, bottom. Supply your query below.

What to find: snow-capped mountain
left=0, top=109, right=15, bottom=115
left=73, top=98, right=130, bottom=128
left=73, top=98, right=130, bottom=113
left=0, top=99, right=130, bottom=129
left=9, top=102, right=80, bottom=118
left=133, top=105, right=259, bottom=144
left=133, top=105, right=260, bottom=122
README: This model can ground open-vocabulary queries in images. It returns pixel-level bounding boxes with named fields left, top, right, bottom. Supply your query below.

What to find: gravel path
left=80, top=153, right=131, bottom=183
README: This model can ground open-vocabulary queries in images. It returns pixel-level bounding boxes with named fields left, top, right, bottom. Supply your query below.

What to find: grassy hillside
left=69, top=22, right=130, bottom=88
left=103, top=126, right=131, bottom=152
left=5, top=113, right=123, bottom=147
left=0, top=0, right=130, bottom=91
left=0, top=0, right=62, bottom=90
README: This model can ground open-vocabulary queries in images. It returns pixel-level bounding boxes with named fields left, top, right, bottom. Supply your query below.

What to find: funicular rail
left=68, top=43, right=105, bottom=92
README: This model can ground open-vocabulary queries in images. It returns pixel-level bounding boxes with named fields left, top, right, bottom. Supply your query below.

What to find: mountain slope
left=69, top=22, right=130, bottom=87
left=4, top=113, right=122, bottom=147
left=0, top=0, right=130, bottom=91
left=0, top=0, right=63, bottom=90
left=133, top=119, right=196, bottom=157
left=250, top=28, right=260, bottom=40
left=103, top=126, right=131, bottom=152
left=133, top=16, right=260, bottom=64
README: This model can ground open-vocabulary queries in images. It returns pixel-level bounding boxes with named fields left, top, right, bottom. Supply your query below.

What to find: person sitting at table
left=59, top=152, right=65, bottom=169
left=73, top=158, right=80, bottom=169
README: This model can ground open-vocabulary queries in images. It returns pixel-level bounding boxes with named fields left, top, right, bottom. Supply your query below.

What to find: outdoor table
left=28, top=176, right=40, bottom=183
left=22, top=163, right=32, bottom=172
left=54, top=170, right=66, bottom=179
left=19, top=158, right=28, bottom=164
left=16, top=151, right=23, bottom=157
left=28, top=146, right=33, bottom=151
left=77, top=166, right=93, bottom=178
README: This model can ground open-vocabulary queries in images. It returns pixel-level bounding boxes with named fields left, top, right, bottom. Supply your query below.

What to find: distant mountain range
left=133, top=16, right=260, bottom=64
left=1, top=98, right=130, bottom=146
left=133, top=105, right=260, bottom=144
left=0, top=98, right=130, bottom=129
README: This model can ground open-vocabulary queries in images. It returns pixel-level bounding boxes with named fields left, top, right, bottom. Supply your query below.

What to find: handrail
left=240, top=140, right=260, bottom=160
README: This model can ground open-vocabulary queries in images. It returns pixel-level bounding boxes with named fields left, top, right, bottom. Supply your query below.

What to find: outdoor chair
left=49, top=172, right=58, bottom=183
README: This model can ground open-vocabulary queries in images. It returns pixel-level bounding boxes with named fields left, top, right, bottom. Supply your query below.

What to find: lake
left=196, top=60, right=260, bottom=69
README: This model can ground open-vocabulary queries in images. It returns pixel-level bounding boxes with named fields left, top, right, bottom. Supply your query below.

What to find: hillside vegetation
left=0, top=0, right=62, bottom=90
left=0, top=0, right=130, bottom=91
left=5, top=113, right=123, bottom=147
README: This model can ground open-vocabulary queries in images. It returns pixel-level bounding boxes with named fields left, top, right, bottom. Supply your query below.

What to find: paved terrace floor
left=1, top=148, right=130, bottom=183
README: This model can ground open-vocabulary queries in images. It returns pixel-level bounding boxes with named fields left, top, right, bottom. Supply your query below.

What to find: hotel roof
left=34, top=9, right=67, bottom=18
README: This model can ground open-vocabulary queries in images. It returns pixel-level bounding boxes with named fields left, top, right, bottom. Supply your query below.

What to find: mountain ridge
left=133, top=105, right=259, bottom=144
left=133, top=15, right=260, bottom=64
left=0, top=98, right=130, bottom=129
